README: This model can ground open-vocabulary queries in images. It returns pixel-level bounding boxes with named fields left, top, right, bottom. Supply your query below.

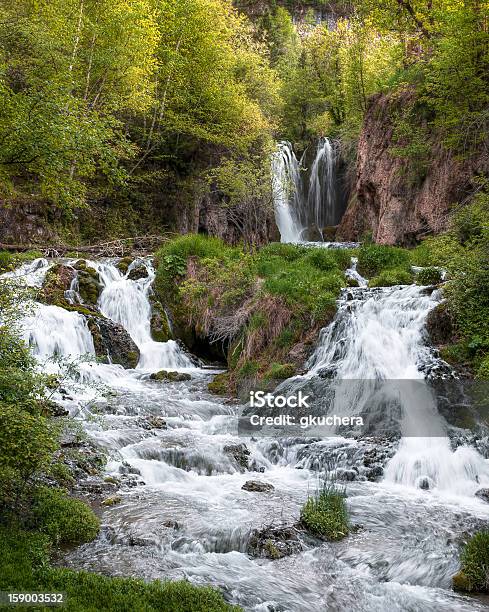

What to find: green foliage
left=0, top=528, right=239, bottom=611
left=301, top=485, right=349, bottom=541
left=416, top=267, right=442, bottom=286
left=263, top=363, right=296, bottom=380
left=357, top=244, right=411, bottom=277
left=456, top=531, right=489, bottom=592
left=32, top=487, right=100, bottom=546
left=369, top=268, right=413, bottom=287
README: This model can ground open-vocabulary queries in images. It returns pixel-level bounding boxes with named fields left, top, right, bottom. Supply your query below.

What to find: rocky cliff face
left=337, top=92, right=488, bottom=246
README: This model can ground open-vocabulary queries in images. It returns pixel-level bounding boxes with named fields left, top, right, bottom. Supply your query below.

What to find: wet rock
left=137, top=415, right=168, bottom=430
left=73, top=260, right=102, bottom=305
left=87, top=316, right=140, bottom=369
left=127, top=261, right=149, bottom=281
left=418, top=477, right=432, bottom=490
left=223, top=443, right=250, bottom=471
left=163, top=520, right=180, bottom=529
left=150, top=370, right=191, bottom=382
left=149, top=296, right=173, bottom=342
left=475, top=488, right=489, bottom=503
left=365, top=465, right=384, bottom=481
left=119, top=461, right=141, bottom=476
left=101, top=495, right=122, bottom=506
left=40, top=263, right=76, bottom=305
left=335, top=468, right=358, bottom=482
left=426, top=302, right=455, bottom=347
left=116, top=256, right=133, bottom=275
left=247, top=525, right=303, bottom=559
left=242, top=480, right=274, bottom=492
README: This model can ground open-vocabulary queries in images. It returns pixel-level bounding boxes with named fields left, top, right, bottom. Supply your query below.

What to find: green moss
left=150, top=370, right=191, bottom=382
left=116, top=256, right=133, bottom=275
left=369, top=268, right=413, bottom=287
left=301, top=485, right=349, bottom=541
left=264, top=363, right=296, bottom=380
left=101, top=495, right=122, bottom=507
left=208, top=372, right=230, bottom=395
left=455, top=531, right=489, bottom=592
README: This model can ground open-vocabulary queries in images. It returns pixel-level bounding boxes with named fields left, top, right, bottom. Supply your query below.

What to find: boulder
left=247, top=525, right=302, bottom=559
left=87, top=317, right=140, bottom=369
left=475, top=488, right=489, bottom=503
left=127, top=261, right=149, bottom=281
left=426, top=302, right=455, bottom=347
left=223, top=443, right=250, bottom=471
left=40, top=263, right=76, bottom=305
left=149, top=297, right=173, bottom=342
left=242, top=480, right=274, bottom=492
left=150, top=370, right=191, bottom=382
left=116, top=256, right=133, bottom=275
left=74, top=260, right=102, bottom=305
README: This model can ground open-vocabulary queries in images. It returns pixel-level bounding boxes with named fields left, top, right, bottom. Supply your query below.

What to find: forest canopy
left=0, top=0, right=487, bottom=234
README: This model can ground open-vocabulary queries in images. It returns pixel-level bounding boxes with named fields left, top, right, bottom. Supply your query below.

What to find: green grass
left=357, top=243, right=411, bottom=277
left=300, top=485, right=349, bottom=541
left=369, top=267, right=413, bottom=287
left=416, top=266, right=443, bottom=286
left=453, top=531, right=489, bottom=592
left=0, top=528, right=239, bottom=611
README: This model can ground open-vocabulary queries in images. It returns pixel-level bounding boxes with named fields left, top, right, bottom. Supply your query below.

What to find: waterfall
left=90, top=259, right=194, bottom=371
left=271, top=141, right=304, bottom=243
left=2, top=257, right=193, bottom=373
left=272, top=138, right=339, bottom=243
left=303, top=281, right=489, bottom=495
left=307, top=138, right=337, bottom=241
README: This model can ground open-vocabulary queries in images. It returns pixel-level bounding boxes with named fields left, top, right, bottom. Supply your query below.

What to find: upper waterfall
left=272, top=138, right=341, bottom=243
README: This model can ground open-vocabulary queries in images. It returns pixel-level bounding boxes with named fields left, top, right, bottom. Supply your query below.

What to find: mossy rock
left=150, top=370, right=191, bottom=382
left=264, top=363, right=296, bottom=381
left=208, top=372, right=230, bottom=395
left=127, top=261, right=149, bottom=281
left=73, top=261, right=102, bottom=305
left=116, top=256, right=133, bottom=275
left=346, top=277, right=360, bottom=287
left=101, top=495, right=122, bottom=507
left=40, top=264, right=76, bottom=305
left=150, top=298, right=173, bottom=342
left=452, top=571, right=476, bottom=592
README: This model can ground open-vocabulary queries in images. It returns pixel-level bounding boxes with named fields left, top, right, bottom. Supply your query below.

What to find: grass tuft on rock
left=453, top=531, right=489, bottom=592
left=301, top=484, right=349, bottom=541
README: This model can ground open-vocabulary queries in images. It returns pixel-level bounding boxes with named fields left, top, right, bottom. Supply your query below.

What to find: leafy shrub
left=32, top=487, right=100, bottom=545
left=416, top=267, right=443, bottom=286
left=301, top=485, right=349, bottom=541
left=369, top=268, right=413, bottom=287
left=304, top=248, right=351, bottom=271
left=357, top=244, right=411, bottom=277
left=453, top=531, right=489, bottom=592
left=0, top=404, right=57, bottom=483
left=477, top=357, right=489, bottom=380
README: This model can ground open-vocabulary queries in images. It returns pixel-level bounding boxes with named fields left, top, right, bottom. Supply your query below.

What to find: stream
left=5, top=255, right=489, bottom=611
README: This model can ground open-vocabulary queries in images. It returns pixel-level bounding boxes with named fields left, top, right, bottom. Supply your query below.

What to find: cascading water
left=307, top=138, right=337, bottom=240
left=90, top=259, right=193, bottom=370
left=3, top=257, right=489, bottom=611
left=271, top=141, right=304, bottom=243
left=272, top=138, right=340, bottom=243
